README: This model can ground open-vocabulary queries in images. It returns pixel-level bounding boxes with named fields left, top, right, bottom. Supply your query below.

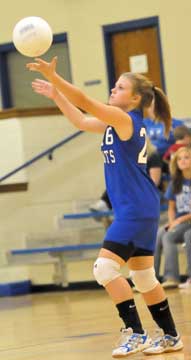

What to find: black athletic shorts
left=102, top=240, right=153, bottom=262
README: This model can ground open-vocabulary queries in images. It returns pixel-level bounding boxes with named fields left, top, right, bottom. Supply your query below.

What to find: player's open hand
left=32, top=79, right=58, bottom=100
left=26, top=56, right=57, bottom=82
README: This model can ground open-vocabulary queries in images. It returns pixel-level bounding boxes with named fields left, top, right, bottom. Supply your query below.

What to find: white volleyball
left=13, top=16, right=53, bottom=57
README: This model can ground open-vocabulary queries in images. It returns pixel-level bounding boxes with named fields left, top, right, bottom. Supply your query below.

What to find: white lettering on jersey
left=110, top=149, right=115, bottom=163
left=102, top=127, right=116, bottom=163
left=105, top=127, right=113, bottom=145
left=103, top=149, right=116, bottom=163
left=138, top=127, right=147, bottom=164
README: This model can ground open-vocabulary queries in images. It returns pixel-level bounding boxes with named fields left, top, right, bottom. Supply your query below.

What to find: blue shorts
left=104, top=218, right=159, bottom=253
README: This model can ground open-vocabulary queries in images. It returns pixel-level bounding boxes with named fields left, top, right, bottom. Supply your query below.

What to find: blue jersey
left=101, top=109, right=160, bottom=221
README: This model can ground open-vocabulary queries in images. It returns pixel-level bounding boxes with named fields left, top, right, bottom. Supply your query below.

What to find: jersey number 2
left=138, top=127, right=147, bottom=164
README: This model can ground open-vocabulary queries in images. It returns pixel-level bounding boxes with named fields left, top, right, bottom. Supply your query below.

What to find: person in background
left=163, top=125, right=191, bottom=163
left=179, top=228, right=191, bottom=289
left=154, top=146, right=191, bottom=289
left=27, top=56, right=183, bottom=356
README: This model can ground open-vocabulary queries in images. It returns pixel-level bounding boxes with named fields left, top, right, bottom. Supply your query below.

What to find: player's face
left=108, top=76, right=138, bottom=110
left=177, top=150, right=191, bottom=171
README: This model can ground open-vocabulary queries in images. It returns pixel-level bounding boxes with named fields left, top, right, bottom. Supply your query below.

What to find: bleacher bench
left=7, top=209, right=186, bottom=286
left=7, top=211, right=113, bottom=287
left=8, top=242, right=102, bottom=287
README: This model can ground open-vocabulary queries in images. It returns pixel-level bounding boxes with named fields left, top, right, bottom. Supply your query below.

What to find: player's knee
left=93, top=257, right=121, bottom=287
left=130, top=267, right=158, bottom=293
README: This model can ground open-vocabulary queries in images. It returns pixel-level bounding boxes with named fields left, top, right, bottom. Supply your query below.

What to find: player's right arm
left=27, top=57, right=133, bottom=140
left=54, top=92, right=107, bottom=133
left=32, top=79, right=106, bottom=134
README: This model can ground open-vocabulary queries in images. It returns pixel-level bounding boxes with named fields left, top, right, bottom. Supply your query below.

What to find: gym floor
left=0, top=286, right=190, bottom=360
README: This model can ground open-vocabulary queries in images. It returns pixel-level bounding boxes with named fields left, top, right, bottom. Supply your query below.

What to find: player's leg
left=95, top=247, right=143, bottom=332
left=93, top=244, right=152, bottom=357
left=128, top=254, right=183, bottom=354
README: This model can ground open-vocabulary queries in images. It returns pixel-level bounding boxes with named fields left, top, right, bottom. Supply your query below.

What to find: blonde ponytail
left=122, top=73, right=172, bottom=136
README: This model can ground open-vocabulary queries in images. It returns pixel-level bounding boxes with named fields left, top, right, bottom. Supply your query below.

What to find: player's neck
left=126, top=105, right=139, bottom=112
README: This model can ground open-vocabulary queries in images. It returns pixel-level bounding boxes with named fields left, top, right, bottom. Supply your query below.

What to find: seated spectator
left=154, top=146, right=191, bottom=289
left=163, top=125, right=191, bottom=163
left=179, top=228, right=191, bottom=289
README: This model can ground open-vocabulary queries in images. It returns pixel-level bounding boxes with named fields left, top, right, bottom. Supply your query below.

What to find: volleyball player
left=27, top=57, right=183, bottom=356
